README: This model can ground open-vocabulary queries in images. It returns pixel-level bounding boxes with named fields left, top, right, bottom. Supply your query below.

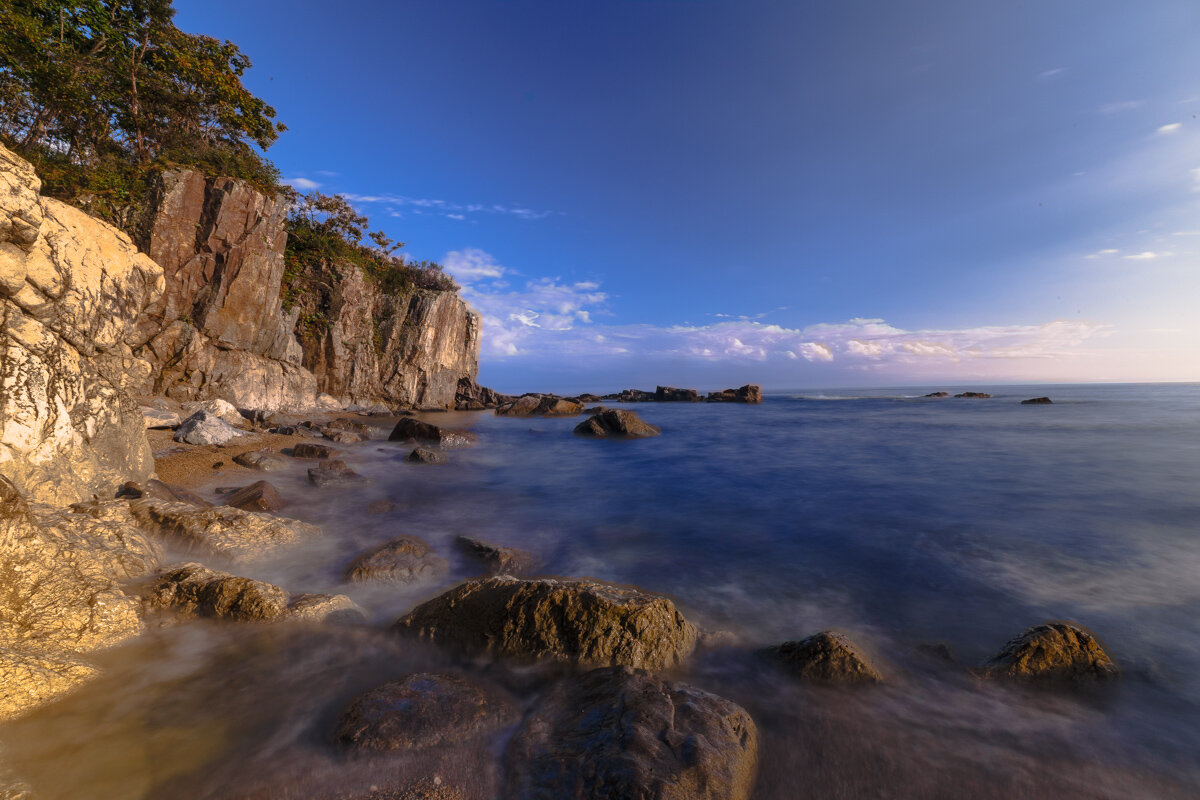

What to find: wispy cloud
left=1157, top=122, right=1183, bottom=135
left=343, top=193, right=553, bottom=221
left=1122, top=251, right=1162, bottom=260
left=1085, top=248, right=1120, bottom=259
left=1098, top=100, right=1144, bottom=114
left=1038, top=68, right=1066, bottom=80
left=284, top=177, right=321, bottom=190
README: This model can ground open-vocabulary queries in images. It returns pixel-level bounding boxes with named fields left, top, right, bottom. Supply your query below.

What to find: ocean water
left=5, top=383, right=1200, bottom=798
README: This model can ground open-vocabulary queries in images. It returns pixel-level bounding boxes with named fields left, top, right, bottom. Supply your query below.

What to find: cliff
left=130, top=169, right=479, bottom=411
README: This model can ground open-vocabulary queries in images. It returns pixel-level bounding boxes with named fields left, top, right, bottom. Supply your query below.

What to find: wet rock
left=285, top=593, right=366, bottom=624
left=573, top=409, right=661, bottom=439
left=345, top=536, right=449, bottom=583
left=705, top=384, right=763, bottom=403
left=180, top=398, right=245, bottom=427
left=954, top=391, right=992, bottom=398
left=323, top=430, right=364, bottom=444
left=495, top=395, right=585, bottom=417
left=146, top=563, right=288, bottom=621
left=655, top=385, right=702, bottom=402
left=307, top=459, right=368, bottom=487
left=388, top=418, right=477, bottom=448
left=455, top=536, right=539, bottom=576
left=173, top=411, right=246, bottom=445
left=335, top=673, right=515, bottom=751
left=395, top=576, right=698, bottom=670
left=292, top=442, right=338, bottom=459
left=765, top=630, right=882, bottom=684
left=142, top=407, right=181, bottom=428
left=325, top=417, right=373, bottom=437
left=116, top=481, right=145, bottom=499
left=923, top=391, right=949, bottom=398
left=129, top=499, right=320, bottom=563
left=407, top=447, right=448, bottom=465
left=232, top=449, right=290, bottom=471
left=981, top=622, right=1119, bottom=682
left=1021, top=396, right=1053, bottom=405
left=604, top=388, right=656, bottom=402
left=504, top=666, right=758, bottom=800
left=143, top=479, right=213, bottom=508
left=222, top=480, right=286, bottom=513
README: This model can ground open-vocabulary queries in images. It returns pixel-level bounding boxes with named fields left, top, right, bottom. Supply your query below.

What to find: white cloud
left=1172, top=230, right=1200, bottom=236
left=1086, top=248, right=1120, bottom=259
left=443, top=248, right=508, bottom=281
left=1038, top=68, right=1065, bottom=79
left=343, top=193, right=552, bottom=221
left=1157, top=123, right=1183, bottom=135
left=1122, top=251, right=1159, bottom=260
left=445, top=213, right=465, bottom=220
left=284, top=177, right=321, bottom=190
left=1191, top=168, right=1200, bottom=191
left=1099, top=100, right=1144, bottom=114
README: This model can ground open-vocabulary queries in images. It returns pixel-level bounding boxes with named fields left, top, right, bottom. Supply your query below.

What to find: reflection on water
left=4, top=384, right=1200, bottom=798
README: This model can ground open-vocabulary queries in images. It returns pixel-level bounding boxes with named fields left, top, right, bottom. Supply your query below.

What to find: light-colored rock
left=0, top=143, right=163, bottom=505
left=129, top=499, right=320, bottom=563
left=180, top=397, right=243, bottom=426
left=345, top=536, right=449, bottom=583
left=172, top=411, right=246, bottom=445
left=284, top=593, right=365, bottom=624
left=981, top=622, right=1119, bottom=682
left=141, top=407, right=180, bottom=428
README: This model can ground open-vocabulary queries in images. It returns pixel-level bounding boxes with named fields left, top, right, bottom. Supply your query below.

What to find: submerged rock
left=345, top=536, right=449, bottom=583
left=573, top=409, right=661, bottom=439
left=129, top=499, right=320, bottom=563
left=146, top=563, right=289, bottom=622
left=232, top=449, right=290, bottom=471
left=172, top=411, right=246, bottom=445
left=221, top=480, right=286, bottom=513
left=335, top=673, right=515, bottom=751
left=981, top=622, right=1119, bottom=682
left=1021, top=397, right=1053, bottom=405
left=455, top=536, right=539, bottom=576
left=504, top=666, right=758, bottom=800
left=407, top=446, right=449, bottom=464
left=395, top=576, right=698, bottom=670
left=705, top=384, right=763, bottom=403
left=307, top=459, right=368, bottom=487
left=388, top=418, right=478, bottom=448
left=765, top=630, right=882, bottom=684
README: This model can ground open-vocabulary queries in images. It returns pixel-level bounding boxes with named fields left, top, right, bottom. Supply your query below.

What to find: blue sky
left=175, top=0, right=1200, bottom=392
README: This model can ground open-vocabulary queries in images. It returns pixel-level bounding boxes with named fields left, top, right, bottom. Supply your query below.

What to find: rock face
left=335, top=673, right=515, bottom=751
left=345, top=536, right=449, bottom=583
left=765, top=631, right=882, bottom=684
left=706, top=384, right=763, bottom=404
left=504, top=666, right=758, bottom=800
left=1, top=143, right=163, bottom=505
left=574, top=410, right=661, bottom=439
left=981, top=622, right=1119, bottom=682
left=455, top=377, right=514, bottom=410
left=396, top=576, right=698, bottom=670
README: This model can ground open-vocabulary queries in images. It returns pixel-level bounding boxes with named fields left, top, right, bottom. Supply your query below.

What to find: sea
left=4, top=383, right=1199, bottom=799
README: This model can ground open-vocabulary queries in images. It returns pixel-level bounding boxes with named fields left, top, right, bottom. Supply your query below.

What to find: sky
left=174, top=0, right=1200, bottom=393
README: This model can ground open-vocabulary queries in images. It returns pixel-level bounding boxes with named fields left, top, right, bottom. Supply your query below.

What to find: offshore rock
left=1, top=143, right=163, bottom=505
left=388, top=418, right=477, bottom=448
left=573, top=409, right=661, bottom=439
left=455, top=536, right=540, bottom=576
left=395, top=576, right=698, bottom=670
left=172, top=411, right=246, bottom=445
left=981, top=622, right=1119, bottom=682
left=923, top=391, right=949, bottom=398
left=335, top=673, right=516, bottom=752
left=345, top=536, right=449, bottom=583
left=504, top=666, right=758, bottom=800
left=146, top=562, right=289, bottom=622
left=655, top=385, right=702, bottom=402
left=1021, top=396, right=1053, bottom=405
left=495, top=395, right=585, bottom=417
left=129, top=499, right=320, bottom=563
left=706, top=384, right=763, bottom=403
left=954, top=391, right=992, bottom=398
left=765, top=630, right=882, bottom=684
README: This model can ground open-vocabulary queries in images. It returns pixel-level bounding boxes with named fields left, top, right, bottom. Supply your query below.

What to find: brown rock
left=335, top=673, right=515, bottom=751
left=954, top=391, right=992, bottom=398
left=495, top=395, right=585, bottom=417
left=292, top=442, right=337, bottom=459
left=765, top=630, right=882, bottom=684
left=655, top=385, right=701, bottom=401
left=232, top=449, right=290, bottom=471
left=145, top=562, right=288, bottom=622
left=285, top=593, right=366, bottom=624
left=388, top=418, right=477, bottom=448
left=1021, top=396, right=1053, bottom=405
left=407, top=447, right=448, bottom=464
left=222, top=480, right=286, bottom=513
left=923, top=391, right=950, bottom=398
left=455, top=536, right=539, bottom=576
left=307, top=459, right=368, bottom=487
left=455, top=377, right=514, bottom=410
left=504, top=666, right=758, bottom=800
left=981, top=622, right=1119, bottom=682
left=345, top=536, right=449, bottom=583
left=128, top=499, right=320, bottom=563
left=705, top=384, right=763, bottom=403
left=573, top=409, right=661, bottom=439
left=395, top=576, right=698, bottom=670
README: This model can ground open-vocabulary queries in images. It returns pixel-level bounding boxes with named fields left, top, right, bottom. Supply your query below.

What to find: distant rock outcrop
left=574, top=409, right=661, bottom=439
left=706, top=384, right=763, bottom=403
left=1021, top=397, right=1053, bottom=405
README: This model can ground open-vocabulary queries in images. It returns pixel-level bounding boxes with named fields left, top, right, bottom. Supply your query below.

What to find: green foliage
left=0, top=0, right=284, bottom=214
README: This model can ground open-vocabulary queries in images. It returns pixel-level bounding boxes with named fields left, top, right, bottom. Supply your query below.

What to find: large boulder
left=981, top=622, right=1119, bottom=682
left=221, top=480, right=286, bottom=513
left=655, top=386, right=701, bottom=402
left=573, top=409, right=660, bottom=439
left=231, top=449, right=289, bottom=472
left=455, top=377, right=514, bottom=410
left=335, top=673, right=516, bottom=751
left=495, top=394, right=585, bottom=417
left=705, top=384, right=763, bottom=404
left=179, top=398, right=244, bottom=427
left=395, top=576, right=698, bottom=670
left=388, top=418, right=477, bottom=448
left=344, top=536, right=449, bottom=583
left=764, top=630, right=882, bottom=684
left=172, top=410, right=246, bottom=445
left=129, top=499, right=320, bottom=563
left=1, top=143, right=163, bottom=505
left=145, top=563, right=289, bottom=622
left=504, top=666, right=758, bottom=800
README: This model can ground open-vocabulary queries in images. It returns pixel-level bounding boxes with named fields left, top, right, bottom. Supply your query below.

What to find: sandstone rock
left=705, top=384, right=763, bottom=403
left=172, top=411, right=246, bottom=445
left=142, top=407, right=181, bottom=428
left=307, top=459, right=368, bottom=487
left=180, top=398, right=244, bottom=427
left=655, top=385, right=701, bottom=402
left=0, top=646, right=96, bottom=724
left=455, top=536, right=539, bottom=576
left=573, top=409, right=661, bottom=439
left=395, top=576, right=698, bottom=670
left=495, top=395, right=585, bottom=417
left=407, top=447, right=448, bottom=464
left=954, top=391, right=991, bottom=398
left=146, top=563, right=289, bottom=622
left=345, top=536, right=449, bottom=583
left=1021, top=397, right=1053, bottom=405
left=504, top=666, right=758, bottom=800
left=335, top=673, right=515, bottom=751
left=222, top=480, right=286, bottom=513
left=292, top=442, right=337, bottom=459
left=1, top=143, right=163, bottom=505
left=232, top=449, right=289, bottom=471
left=981, top=622, right=1119, bottom=682
left=129, top=499, right=320, bottom=563
left=765, top=630, right=882, bottom=684
left=388, top=418, right=477, bottom=448
left=285, top=593, right=366, bottom=624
